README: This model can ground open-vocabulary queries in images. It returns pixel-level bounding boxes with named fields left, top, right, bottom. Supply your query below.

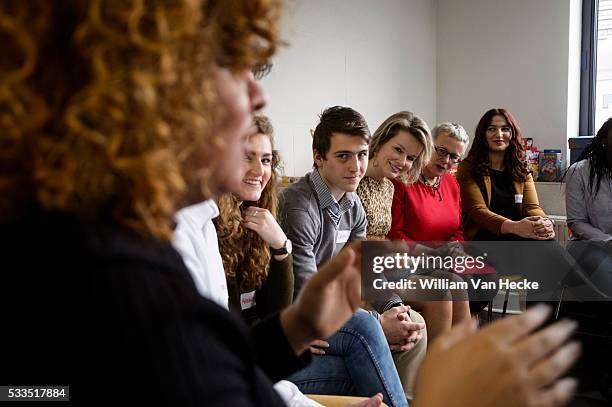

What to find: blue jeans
left=287, top=310, right=408, bottom=407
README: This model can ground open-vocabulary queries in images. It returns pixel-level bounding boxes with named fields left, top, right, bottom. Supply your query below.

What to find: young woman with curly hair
left=456, top=108, right=555, bottom=241
left=215, top=114, right=294, bottom=323
left=0, top=2, right=582, bottom=406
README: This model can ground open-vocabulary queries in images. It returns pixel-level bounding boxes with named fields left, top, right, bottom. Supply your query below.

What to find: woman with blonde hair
left=357, top=111, right=432, bottom=240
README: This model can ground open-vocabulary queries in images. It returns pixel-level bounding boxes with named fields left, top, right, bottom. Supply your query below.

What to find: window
left=595, top=0, right=612, bottom=130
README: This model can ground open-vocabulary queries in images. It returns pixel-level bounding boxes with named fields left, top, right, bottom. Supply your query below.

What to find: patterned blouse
left=357, top=176, right=395, bottom=239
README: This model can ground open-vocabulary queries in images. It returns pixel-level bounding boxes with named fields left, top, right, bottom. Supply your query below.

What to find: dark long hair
left=566, top=117, right=612, bottom=199
left=466, top=108, right=529, bottom=182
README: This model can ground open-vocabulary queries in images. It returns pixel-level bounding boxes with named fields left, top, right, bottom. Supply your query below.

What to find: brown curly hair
left=214, top=115, right=281, bottom=291
left=0, top=0, right=280, bottom=240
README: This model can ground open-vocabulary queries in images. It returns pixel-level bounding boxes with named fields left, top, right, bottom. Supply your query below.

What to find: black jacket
left=0, top=212, right=308, bottom=405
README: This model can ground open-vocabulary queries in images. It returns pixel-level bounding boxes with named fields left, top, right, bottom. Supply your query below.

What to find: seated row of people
left=177, top=111, right=426, bottom=406
left=213, top=115, right=413, bottom=406
left=267, top=106, right=557, bottom=347
left=198, top=103, right=610, bottom=405
left=177, top=102, right=601, bottom=405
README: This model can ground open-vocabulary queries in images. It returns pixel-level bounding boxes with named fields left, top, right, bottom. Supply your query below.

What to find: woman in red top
left=389, top=123, right=467, bottom=243
left=389, top=123, right=476, bottom=337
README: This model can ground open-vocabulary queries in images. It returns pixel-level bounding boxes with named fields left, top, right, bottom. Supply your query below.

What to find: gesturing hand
left=413, top=304, right=581, bottom=407
left=280, top=243, right=362, bottom=355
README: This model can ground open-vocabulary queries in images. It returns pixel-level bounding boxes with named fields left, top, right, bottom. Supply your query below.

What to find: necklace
left=420, top=174, right=440, bottom=188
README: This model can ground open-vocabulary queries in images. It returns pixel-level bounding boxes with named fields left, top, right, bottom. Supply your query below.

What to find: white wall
left=261, top=0, right=437, bottom=176
left=262, top=0, right=582, bottom=177
left=436, top=0, right=581, bottom=164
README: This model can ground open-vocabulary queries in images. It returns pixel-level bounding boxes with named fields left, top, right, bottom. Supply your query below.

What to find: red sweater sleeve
left=388, top=179, right=414, bottom=242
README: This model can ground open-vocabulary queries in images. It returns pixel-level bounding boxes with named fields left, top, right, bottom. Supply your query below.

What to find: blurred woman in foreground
left=0, top=1, right=580, bottom=406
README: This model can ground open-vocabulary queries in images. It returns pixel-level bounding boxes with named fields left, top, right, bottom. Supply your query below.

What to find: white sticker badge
left=514, top=194, right=523, bottom=203
left=240, top=291, right=257, bottom=310
left=336, top=230, right=351, bottom=244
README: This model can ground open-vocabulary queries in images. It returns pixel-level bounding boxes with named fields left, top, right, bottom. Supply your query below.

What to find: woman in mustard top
left=457, top=108, right=555, bottom=241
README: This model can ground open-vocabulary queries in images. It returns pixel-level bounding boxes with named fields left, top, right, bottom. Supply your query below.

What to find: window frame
left=579, top=0, right=599, bottom=137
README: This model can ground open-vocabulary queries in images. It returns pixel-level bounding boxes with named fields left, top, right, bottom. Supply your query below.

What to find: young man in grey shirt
left=279, top=106, right=427, bottom=400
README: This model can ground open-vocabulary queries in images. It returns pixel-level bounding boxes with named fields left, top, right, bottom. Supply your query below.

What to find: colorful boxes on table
left=538, top=149, right=562, bottom=182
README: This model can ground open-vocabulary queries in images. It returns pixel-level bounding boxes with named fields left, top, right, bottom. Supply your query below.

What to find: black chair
left=555, top=241, right=612, bottom=403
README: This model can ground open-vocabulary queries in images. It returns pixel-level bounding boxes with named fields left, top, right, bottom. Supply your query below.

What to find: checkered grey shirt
left=309, top=168, right=356, bottom=226
left=278, top=170, right=402, bottom=313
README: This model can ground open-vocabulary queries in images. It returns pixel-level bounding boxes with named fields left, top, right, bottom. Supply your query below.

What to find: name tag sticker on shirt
left=336, top=230, right=350, bottom=244
left=514, top=194, right=523, bottom=203
left=240, top=291, right=256, bottom=310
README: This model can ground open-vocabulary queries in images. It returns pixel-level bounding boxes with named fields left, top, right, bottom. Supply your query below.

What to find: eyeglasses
left=434, top=146, right=462, bottom=163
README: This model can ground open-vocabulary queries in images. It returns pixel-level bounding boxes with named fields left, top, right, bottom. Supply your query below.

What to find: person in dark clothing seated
left=0, top=1, right=582, bottom=406
left=565, top=117, right=612, bottom=289
left=456, top=108, right=571, bottom=299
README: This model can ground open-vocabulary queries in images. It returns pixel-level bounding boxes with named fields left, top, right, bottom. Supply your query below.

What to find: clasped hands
left=528, top=216, right=556, bottom=240
left=380, top=305, right=425, bottom=351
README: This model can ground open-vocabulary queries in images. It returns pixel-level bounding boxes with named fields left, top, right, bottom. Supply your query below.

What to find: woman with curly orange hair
left=0, top=1, right=368, bottom=404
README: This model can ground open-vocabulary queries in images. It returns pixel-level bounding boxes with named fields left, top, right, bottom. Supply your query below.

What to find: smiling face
left=314, top=132, right=369, bottom=199
left=375, top=130, right=423, bottom=179
left=424, top=132, right=467, bottom=178
left=231, top=133, right=273, bottom=202
left=485, top=115, right=513, bottom=153
left=207, top=68, right=267, bottom=197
